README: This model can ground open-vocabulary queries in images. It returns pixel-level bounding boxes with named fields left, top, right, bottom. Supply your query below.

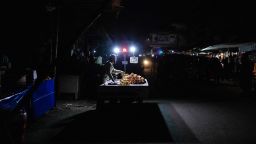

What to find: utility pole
left=123, top=54, right=126, bottom=72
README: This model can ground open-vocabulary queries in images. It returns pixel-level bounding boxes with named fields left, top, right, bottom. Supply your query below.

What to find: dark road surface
left=25, top=80, right=256, bottom=144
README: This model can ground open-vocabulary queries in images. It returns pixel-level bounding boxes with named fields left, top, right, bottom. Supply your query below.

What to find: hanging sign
left=130, top=56, right=138, bottom=64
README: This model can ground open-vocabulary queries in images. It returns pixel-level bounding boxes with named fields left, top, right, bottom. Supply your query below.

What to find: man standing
left=103, top=55, right=124, bottom=84
left=239, top=53, right=253, bottom=95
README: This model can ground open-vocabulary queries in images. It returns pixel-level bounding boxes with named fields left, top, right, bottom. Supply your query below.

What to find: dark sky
left=0, top=0, right=254, bottom=71
left=2, top=0, right=255, bottom=47
left=113, top=0, right=256, bottom=41
left=1, top=0, right=255, bottom=65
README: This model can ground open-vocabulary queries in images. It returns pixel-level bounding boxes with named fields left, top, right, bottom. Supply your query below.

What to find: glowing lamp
left=129, top=46, right=136, bottom=53
left=143, top=59, right=150, bottom=66
left=122, top=48, right=128, bottom=53
left=113, top=46, right=120, bottom=54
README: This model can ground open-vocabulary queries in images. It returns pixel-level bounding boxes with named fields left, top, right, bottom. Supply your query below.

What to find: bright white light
left=113, top=46, right=120, bottom=54
left=151, top=54, right=154, bottom=57
left=130, top=46, right=136, bottom=53
left=93, top=50, right=96, bottom=53
left=139, top=54, right=142, bottom=57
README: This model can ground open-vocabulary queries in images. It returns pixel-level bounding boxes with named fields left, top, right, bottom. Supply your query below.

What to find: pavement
left=25, top=100, right=96, bottom=144
left=24, top=80, right=256, bottom=144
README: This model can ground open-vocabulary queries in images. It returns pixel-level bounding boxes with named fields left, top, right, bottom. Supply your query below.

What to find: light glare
left=130, top=46, right=136, bottom=53
left=122, top=48, right=127, bottom=53
left=113, top=47, right=120, bottom=54
left=143, top=59, right=150, bottom=66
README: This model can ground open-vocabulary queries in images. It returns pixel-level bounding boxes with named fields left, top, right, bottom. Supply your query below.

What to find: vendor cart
left=97, top=79, right=149, bottom=109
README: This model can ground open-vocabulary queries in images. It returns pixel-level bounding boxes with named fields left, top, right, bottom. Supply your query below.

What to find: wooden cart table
left=97, top=79, right=149, bottom=109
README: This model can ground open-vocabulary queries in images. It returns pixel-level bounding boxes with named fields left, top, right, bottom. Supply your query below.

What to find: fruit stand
left=97, top=73, right=149, bottom=109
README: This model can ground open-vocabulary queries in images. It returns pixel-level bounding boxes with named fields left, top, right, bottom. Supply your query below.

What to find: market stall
left=97, top=73, right=149, bottom=109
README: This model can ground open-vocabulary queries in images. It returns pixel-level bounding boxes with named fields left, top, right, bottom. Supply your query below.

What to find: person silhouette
left=239, top=53, right=253, bottom=95
left=103, top=55, right=124, bottom=84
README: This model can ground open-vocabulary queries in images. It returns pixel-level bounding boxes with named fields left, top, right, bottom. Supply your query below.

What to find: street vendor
left=103, top=54, right=124, bottom=84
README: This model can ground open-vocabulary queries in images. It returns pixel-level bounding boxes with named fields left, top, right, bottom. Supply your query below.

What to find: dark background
left=1, top=0, right=255, bottom=68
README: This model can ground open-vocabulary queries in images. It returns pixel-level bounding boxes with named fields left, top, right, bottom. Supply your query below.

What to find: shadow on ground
left=52, top=103, right=172, bottom=143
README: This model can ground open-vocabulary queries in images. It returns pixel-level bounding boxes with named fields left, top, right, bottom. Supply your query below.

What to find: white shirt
left=103, top=61, right=123, bottom=83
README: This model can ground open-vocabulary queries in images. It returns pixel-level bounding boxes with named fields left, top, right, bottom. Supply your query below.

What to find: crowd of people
left=69, top=48, right=255, bottom=98
left=155, top=53, right=255, bottom=94
left=1, top=45, right=255, bottom=100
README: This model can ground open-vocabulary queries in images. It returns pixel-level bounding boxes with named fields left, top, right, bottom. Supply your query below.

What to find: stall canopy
left=201, top=42, right=256, bottom=52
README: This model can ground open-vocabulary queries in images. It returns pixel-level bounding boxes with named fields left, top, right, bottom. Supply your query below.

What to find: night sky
left=114, top=0, right=256, bottom=42
left=1, top=0, right=256, bottom=67
left=3, top=0, right=256, bottom=45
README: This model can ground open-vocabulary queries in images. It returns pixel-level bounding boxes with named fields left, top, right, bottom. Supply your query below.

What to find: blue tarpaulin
left=0, top=79, right=55, bottom=119
left=0, top=89, right=29, bottom=111
left=31, top=79, right=55, bottom=119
